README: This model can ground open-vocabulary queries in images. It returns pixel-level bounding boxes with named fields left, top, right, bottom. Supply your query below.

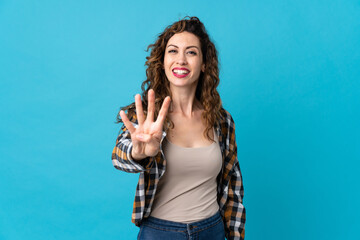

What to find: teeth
left=173, top=69, right=189, bottom=74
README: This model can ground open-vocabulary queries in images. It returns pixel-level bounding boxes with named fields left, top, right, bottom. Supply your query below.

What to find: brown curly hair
left=116, top=16, right=222, bottom=141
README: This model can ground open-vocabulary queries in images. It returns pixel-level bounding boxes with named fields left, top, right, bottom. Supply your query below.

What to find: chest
left=167, top=113, right=215, bottom=148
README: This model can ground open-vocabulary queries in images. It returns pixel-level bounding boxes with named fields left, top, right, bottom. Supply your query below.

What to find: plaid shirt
left=112, top=108, right=246, bottom=240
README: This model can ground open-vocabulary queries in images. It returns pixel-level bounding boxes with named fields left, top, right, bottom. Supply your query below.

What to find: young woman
left=112, top=16, right=246, bottom=240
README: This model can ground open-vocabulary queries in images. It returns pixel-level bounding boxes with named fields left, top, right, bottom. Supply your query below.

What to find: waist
left=142, top=210, right=222, bottom=231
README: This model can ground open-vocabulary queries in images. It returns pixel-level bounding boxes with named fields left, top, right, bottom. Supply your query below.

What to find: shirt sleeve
left=223, top=111, right=246, bottom=240
left=225, top=159, right=246, bottom=240
left=111, top=112, right=153, bottom=173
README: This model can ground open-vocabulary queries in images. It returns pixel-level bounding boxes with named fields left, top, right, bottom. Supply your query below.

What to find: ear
left=201, top=63, right=205, bottom=72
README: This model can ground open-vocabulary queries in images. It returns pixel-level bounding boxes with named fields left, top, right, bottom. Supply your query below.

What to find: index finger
left=135, top=94, right=145, bottom=124
left=120, top=110, right=136, bottom=134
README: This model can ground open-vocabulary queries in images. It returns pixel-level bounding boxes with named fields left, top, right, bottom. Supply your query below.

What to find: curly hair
left=116, top=16, right=222, bottom=141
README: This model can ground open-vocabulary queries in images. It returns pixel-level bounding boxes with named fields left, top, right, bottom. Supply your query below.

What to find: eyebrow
left=167, top=44, right=200, bottom=51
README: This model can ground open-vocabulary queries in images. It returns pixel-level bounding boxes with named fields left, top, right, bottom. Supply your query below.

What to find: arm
left=111, top=113, right=153, bottom=173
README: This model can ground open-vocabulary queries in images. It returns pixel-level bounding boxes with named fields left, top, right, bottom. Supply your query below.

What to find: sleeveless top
left=150, top=128, right=223, bottom=223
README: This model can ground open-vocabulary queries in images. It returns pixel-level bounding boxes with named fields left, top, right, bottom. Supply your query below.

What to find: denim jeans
left=137, top=211, right=225, bottom=240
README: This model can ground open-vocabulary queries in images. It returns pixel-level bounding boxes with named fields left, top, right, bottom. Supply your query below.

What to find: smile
left=172, top=68, right=190, bottom=78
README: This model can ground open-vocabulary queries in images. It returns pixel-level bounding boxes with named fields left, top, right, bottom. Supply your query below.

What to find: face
left=163, top=31, right=205, bottom=89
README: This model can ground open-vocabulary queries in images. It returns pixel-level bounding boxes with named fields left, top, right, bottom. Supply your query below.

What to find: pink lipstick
left=172, top=67, right=190, bottom=78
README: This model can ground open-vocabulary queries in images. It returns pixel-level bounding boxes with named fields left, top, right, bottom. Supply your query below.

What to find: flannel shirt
left=112, top=108, right=246, bottom=240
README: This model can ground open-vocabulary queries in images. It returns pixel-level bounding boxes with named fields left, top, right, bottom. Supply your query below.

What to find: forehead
left=166, top=31, right=201, bottom=48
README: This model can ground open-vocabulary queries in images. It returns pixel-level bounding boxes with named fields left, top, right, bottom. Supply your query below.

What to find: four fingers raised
left=121, top=90, right=171, bottom=135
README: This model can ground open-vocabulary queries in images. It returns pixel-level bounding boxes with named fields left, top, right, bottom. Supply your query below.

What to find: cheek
left=163, top=58, right=172, bottom=78
left=163, top=55, right=172, bottom=69
left=191, top=60, right=203, bottom=73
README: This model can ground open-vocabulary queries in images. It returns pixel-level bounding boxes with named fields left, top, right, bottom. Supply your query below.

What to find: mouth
left=172, top=68, right=190, bottom=78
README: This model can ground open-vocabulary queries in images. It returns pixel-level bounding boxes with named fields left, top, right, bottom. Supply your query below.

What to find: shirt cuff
left=126, top=142, right=147, bottom=171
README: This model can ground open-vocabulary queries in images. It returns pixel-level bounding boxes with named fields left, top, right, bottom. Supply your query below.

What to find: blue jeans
left=137, top=211, right=225, bottom=240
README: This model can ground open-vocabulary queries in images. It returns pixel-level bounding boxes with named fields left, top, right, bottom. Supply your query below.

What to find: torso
left=167, top=109, right=215, bottom=148
left=151, top=107, right=222, bottom=222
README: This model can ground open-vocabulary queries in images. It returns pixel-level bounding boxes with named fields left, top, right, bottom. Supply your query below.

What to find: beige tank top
left=150, top=128, right=223, bottom=223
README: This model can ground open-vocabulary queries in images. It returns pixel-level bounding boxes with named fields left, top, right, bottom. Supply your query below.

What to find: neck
left=169, top=82, right=201, bottom=118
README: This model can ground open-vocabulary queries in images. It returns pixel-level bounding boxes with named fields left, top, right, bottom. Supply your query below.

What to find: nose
left=176, top=52, right=187, bottom=65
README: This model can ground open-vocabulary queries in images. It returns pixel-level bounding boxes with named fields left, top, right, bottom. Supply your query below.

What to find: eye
left=168, top=49, right=177, bottom=53
left=187, top=51, right=197, bottom=55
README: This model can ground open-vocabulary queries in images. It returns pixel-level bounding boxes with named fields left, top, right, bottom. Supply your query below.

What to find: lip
left=173, top=67, right=190, bottom=71
left=172, top=67, right=190, bottom=78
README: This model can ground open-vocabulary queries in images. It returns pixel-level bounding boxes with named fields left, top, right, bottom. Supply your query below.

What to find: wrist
left=130, top=149, right=146, bottom=161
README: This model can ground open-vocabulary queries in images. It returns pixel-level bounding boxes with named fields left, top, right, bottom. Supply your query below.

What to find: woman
left=112, top=16, right=246, bottom=240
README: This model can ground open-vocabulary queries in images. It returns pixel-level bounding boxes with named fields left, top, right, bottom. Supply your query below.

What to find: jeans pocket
left=198, top=219, right=225, bottom=240
left=137, top=225, right=144, bottom=240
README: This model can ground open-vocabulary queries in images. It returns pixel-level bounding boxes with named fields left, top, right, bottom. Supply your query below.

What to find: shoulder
left=219, top=107, right=235, bottom=127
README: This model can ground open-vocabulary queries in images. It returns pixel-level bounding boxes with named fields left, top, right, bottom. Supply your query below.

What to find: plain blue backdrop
left=1, top=0, right=359, bottom=239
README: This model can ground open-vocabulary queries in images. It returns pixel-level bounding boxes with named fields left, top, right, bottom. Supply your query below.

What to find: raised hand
left=119, top=89, right=171, bottom=161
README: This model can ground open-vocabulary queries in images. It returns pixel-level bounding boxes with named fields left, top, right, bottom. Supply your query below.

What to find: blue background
left=1, top=0, right=359, bottom=239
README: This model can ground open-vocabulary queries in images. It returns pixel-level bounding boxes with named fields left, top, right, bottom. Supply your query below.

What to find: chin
left=169, top=78, right=197, bottom=88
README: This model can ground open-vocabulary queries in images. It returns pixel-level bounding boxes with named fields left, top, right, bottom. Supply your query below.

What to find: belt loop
left=186, top=224, right=192, bottom=240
